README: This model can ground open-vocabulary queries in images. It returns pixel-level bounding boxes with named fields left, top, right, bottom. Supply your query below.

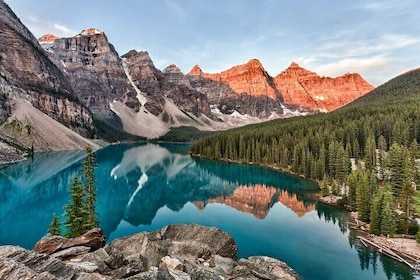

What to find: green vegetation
left=158, top=126, right=214, bottom=142
left=191, top=68, right=420, bottom=238
left=47, top=213, right=61, bottom=236
left=48, top=145, right=99, bottom=237
left=64, top=175, right=87, bottom=237
left=92, top=113, right=144, bottom=142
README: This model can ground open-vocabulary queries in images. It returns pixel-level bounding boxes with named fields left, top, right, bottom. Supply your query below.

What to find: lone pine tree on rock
left=47, top=213, right=61, bottom=236
left=49, top=145, right=99, bottom=238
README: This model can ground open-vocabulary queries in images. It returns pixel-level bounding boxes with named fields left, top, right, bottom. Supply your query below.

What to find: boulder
left=33, top=235, right=68, bottom=255
left=0, top=225, right=299, bottom=279
left=34, top=228, right=106, bottom=257
left=65, top=228, right=106, bottom=251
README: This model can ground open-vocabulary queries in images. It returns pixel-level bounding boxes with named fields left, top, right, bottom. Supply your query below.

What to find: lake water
left=0, top=142, right=418, bottom=280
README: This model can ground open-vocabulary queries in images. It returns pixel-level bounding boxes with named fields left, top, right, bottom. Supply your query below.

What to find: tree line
left=190, top=68, right=420, bottom=238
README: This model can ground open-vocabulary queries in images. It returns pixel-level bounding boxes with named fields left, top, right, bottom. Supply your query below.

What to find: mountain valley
left=0, top=0, right=374, bottom=158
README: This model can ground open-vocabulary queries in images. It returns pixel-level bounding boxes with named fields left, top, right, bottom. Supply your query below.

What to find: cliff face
left=189, top=61, right=374, bottom=115
left=0, top=1, right=93, bottom=140
left=50, top=29, right=138, bottom=118
left=190, top=59, right=280, bottom=99
left=274, top=62, right=374, bottom=111
left=122, top=50, right=211, bottom=117
left=187, top=60, right=287, bottom=118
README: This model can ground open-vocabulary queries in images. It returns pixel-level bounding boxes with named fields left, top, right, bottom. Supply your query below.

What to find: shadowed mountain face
left=0, top=1, right=92, bottom=136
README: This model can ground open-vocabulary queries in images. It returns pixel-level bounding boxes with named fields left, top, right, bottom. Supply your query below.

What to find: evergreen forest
left=190, top=68, right=420, bottom=237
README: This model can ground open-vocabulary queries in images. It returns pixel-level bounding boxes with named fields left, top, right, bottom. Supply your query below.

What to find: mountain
left=187, top=59, right=296, bottom=120
left=46, top=28, right=137, bottom=119
left=190, top=67, right=420, bottom=185
left=189, top=60, right=374, bottom=114
left=347, top=67, right=420, bottom=106
left=0, top=1, right=376, bottom=150
left=0, top=0, right=95, bottom=154
left=274, top=62, right=374, bottom=111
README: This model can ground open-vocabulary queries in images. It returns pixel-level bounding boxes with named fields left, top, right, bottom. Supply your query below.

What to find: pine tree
left=381, top=191, right=398, bottom=236
left=370, top=188, right=384, bottom=235
left=346, top=172, right=357, bottom=210
left=355, top=170, right=371, bottom=222
left=365, top=134, right=376, bottom=172
left=48, top=213, right=61, bottom=236
left=83, top=145, right=98, bottom=230
left=377, top=135, right=387, bottom=181
left=64, top=175, right=87, bottom=238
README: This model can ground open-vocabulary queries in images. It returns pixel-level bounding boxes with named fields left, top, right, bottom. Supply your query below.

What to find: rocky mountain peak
left=188, top=64, right=203, bottom=75
left=163, top=64, right=182, bottom=74
left=187, top=58, right=279, bottom=100
left=280, top=62, right=318, bottom=79
left=289, top=61, right=300, bottom=68
left=246, top=58, right=264, bottom=69
left=275, top=63, right=374, bottom=111
left=38, top=34, right=58, bottom=44
left=122, top=50, right=154, bottom=67
left=79, top=28, right=103, bottom=36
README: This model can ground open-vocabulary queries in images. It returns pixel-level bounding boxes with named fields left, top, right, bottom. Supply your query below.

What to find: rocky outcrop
left=50, top=29, right=138, bottom=118
left=34, top=228, right=106, bottom=256
left=274, top=62, right=374, bottom=111
left=0, top=224, right=299, bottom=279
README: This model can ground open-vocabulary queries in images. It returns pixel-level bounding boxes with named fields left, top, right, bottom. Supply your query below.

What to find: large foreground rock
left=0, top=224, right=299, bottom=279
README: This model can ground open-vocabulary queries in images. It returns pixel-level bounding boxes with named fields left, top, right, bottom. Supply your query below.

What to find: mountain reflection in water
left=0, top=142, right=417, bottom=280
left=101, top=143, right=317, bottom=230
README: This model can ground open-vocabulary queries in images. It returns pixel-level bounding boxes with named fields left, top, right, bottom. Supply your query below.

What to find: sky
left=5, top=0, right=420, bottom=86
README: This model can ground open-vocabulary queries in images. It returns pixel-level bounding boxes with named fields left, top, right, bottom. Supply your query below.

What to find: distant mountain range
left=0, top=1, right=375, bottom=154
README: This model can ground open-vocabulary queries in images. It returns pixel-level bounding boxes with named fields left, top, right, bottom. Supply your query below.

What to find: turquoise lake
left=0, top=142, right=418, bottom=280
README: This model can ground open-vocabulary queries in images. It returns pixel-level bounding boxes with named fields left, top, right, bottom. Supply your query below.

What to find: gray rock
left=0, top=245, right=76, bottom=279
left=0, top=225, right=299, bottom=280
left=51, top=246, right=90, bottom=260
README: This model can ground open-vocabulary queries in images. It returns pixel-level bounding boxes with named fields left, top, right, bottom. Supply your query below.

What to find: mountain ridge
left=0, top=0, right=378, bottom=157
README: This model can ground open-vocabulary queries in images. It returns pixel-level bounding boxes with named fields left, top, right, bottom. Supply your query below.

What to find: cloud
left=312, top=56, right=397, bottom=86
left=164, top=0, right=187, bottom=19
left=314, top=56, right=389, bottom=75
left=358, top=1, right=401, bottom=11
left=53, top=24, right=77, bottom=37
left=17, top=14, right=77, bottom=38
left=315, top=33, right=419, bottom=60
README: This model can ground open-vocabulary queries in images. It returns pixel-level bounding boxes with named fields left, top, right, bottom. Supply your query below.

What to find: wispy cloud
left=17, top=14, right=77, bottom=38
left=314, top=56, right=390, bottom=76
left=164, top=0, right=187, bottom=20
left=315, top=33, right=419, bottom=59
left=53, top=24, right=76, bottom=37
left=357, top=1, right=401, bottom=11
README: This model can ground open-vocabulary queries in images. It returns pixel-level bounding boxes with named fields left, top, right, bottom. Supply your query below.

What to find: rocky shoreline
left=0, top=224, right=299, bottom=280
left=0, top=141, right=26, bottom=165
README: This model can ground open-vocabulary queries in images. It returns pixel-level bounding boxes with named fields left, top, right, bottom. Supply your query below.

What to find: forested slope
left=191, top=68, right=420, bottom=235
